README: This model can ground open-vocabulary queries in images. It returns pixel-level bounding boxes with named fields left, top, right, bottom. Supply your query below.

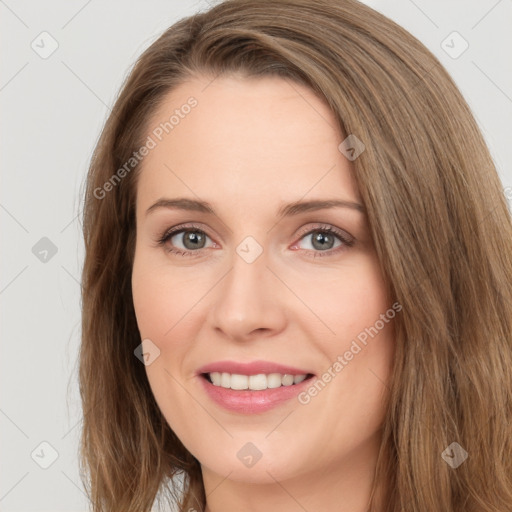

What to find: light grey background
left=1, top=1, right=510, bottom=510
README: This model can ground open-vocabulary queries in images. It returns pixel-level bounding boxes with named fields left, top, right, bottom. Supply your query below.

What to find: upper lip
left=196, top=360, right=314, bottom=376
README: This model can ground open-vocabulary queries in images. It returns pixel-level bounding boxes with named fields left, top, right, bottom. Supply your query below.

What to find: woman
left=79, top=0, right=512, bottom=510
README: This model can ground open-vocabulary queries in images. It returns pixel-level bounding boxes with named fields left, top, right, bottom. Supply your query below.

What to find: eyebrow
left=278, top=198, right=365, bottom=216
left=145, top=197, right=365, bottom=217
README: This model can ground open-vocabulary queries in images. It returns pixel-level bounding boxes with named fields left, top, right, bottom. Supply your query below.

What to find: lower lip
left=199, top=375, right=314, bottom=414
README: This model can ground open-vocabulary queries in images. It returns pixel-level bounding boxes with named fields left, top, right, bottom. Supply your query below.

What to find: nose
left=209, top=247, right=288, bottom=342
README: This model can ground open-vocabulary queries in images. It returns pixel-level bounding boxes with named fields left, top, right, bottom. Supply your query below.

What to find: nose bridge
left=210, top=241, right=286, bottom=339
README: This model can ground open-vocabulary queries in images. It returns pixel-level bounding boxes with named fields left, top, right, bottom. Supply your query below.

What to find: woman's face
left=132, top=74, right=396, bottom=489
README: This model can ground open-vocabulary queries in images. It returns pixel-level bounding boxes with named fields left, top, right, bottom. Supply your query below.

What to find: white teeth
left=267, top=373, right=282, bottom=388
left=249, top=374, right=267, bottom=390
left=221, top=372, right=230, bottom=388
left=210, top=372, right=221, bottom=386
left=230, top=374, right=248, bottom=390
left=294, top=374, right=306, bottom=384
left=282, top=374, right=294, bottom=386
left=207, top=372, right=308, bottom=390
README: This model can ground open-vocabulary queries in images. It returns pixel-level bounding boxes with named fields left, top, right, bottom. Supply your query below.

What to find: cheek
left=131, top=253, right=212, bottom=399
left=291, top=253, right=396, bottom=412
left=287, top=254, right=391, bottom=343
left=131, top=259, right=208, bottom=446
left=131, top=254, right=207, bottom=340
left=330, top=257, right=396, bottom=387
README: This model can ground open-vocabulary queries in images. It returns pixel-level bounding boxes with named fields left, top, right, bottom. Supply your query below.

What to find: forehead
left=136, top=75, right=360, bottom=211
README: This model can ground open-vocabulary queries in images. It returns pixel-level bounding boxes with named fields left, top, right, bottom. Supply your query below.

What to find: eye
left=157, top=224, right=216, bottom=255
left=291, top=225, right=354, bottom=256
left=156, top=223, right=354, bottom=257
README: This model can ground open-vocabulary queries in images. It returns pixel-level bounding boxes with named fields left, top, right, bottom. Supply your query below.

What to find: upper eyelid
left=158, top=223, right=211, bottom=245
left=295, top=223, right=352, bottom=239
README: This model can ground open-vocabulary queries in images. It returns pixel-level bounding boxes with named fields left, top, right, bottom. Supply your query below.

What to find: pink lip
left=196, top=360, right=312, bottom=376
left=196, top=360, right=315, bottom=414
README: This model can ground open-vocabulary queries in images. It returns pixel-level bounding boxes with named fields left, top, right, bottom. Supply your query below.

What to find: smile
left=196, top=360, right=316, bottom=414
left=205, top=372, right=309, bottom=390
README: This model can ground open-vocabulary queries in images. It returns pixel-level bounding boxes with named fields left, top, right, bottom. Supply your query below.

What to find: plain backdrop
left=1, top=0, right=511, bottom=510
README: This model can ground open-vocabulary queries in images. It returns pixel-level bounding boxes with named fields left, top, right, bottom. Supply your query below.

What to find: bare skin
left=131, top=74, right=394, bottom=512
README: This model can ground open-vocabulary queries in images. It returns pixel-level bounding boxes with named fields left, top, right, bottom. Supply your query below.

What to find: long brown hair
left=79, top=0, right=512, bottom=510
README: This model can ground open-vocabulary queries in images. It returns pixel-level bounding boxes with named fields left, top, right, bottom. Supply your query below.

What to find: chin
left=193, top=436, right=310, bottom=485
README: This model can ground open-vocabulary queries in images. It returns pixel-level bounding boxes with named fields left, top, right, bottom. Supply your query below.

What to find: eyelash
left=156, top=223, right=355, bottom=258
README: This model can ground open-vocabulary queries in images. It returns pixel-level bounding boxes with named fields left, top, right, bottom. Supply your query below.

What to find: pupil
left=312, top=232, right=334, bottom=250
left=184, top=231, right=205, bottom=249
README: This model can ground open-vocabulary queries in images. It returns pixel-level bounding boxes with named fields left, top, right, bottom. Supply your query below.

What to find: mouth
left=201, top=371, right=315, bottom=390
left=196, top=361, right=316, bottom=414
